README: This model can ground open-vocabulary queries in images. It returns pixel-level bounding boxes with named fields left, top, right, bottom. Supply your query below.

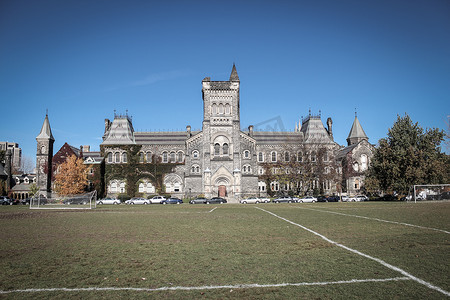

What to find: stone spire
left=347, top=115, right=368, bottom=146
left=229, top=64, right=240, bottom=82
left=36, top=113, right=55, bottom=141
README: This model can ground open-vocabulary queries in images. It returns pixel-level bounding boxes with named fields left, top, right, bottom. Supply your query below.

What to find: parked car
left=240, top=197, right=261, bottom=204
left=21, top=198, right=32, bottom=205
left=0, top=196, right=12, bottom=205
left=206, top=197, right=227, bottom=204
left=326, top=196, right=340, bottom=202
left=259, top=197, right=271, bottom=203
left=351, top=195, right=369, bottom=202
left=96, top=197, right=120, bottom=205
left=298, top=196, right=317, bottom=203
left=149, top=196, right=166, bottom=204
left=162, top=197, right=183, bottom=204
left=341, top=196, right=351, bottom=202
left=63, top=196, right=89, bottom=205
left=189, top=197, right=207, bottom=204
left=273, top=196, right=294, bottom=203
left=125, top=197, right=149, bottom=205
left=317, top=196, right=328, bottom=202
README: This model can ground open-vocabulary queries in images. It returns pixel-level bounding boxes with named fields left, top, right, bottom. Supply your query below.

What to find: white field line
left=297, top=207, right=450, bottom=235
left=256, top=207, right=450, bottom=297
left=208, top=207, right=218, bottom=213
left=0, top=277, right=410, bottom=294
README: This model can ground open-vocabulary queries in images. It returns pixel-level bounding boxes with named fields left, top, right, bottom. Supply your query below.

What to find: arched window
left=219, top=103, right=224, bottom=114
left=122, top=152, right=127, bottom=163
left=311, top=152, right=316, bottom=162
left=225, top=103, right=230, bottom=114
left=361, top=154, right=368, bottom=171
left=353, top=162, right=359, bottom=172
left=177, top=151, right=184, bottom=163
left=162, top=152, right=168, bottom=163
left=170, top=152, right=176, bottom=163
left=271, top=151, right=277, bottom=162
left=243, top=150, right=250, bottom=159
left=214, top=143, right=220, bottom=155
left=223, top=143, right=229, bottom=155
left=297, top=151, right=302, bottom=162
left=192, top=150, right=199, bottom=159
left=323, top=152, right=329, bottom=162
left=146, top=152, right=152, bottom=163
left=139, top=152, right=144, bottom=163
left=196, top=166, right=200, bottom=173
left=212, top=103, right=217, bottom=114
left=115, top=152, right=120, bottom=163
left=107, top=152, right=113, bottom=163
left=284, top=151, right=290, bottom=162
left=258, top=152, right=264, bottom=162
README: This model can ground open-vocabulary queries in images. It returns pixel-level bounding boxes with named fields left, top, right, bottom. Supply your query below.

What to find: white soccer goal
left=409, top=184, right=450, bottom=203
left=30, top=191, right=97, bottom=209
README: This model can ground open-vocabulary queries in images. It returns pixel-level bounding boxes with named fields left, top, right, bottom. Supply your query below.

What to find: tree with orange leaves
left=54, top=155, right=88, bottom=196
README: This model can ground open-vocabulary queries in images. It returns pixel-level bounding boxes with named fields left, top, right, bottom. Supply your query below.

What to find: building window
left=122, top=152, right=127, bottom=163
left=243, top=150, right=250, bottom=159
left=323, top=152, right=329, bottom=162
left=170, top=152, right=176, bottom=163
left=225, top=103, right=230, bottom=114
left=361, top=154, right=368, bottom=171
left=223, top=143, right=229, bottom=155
left=297, top=151, right=302, bottom=162
left=258, top=152, right=264, bottom=162
left=146, top=152, right=152, bottom=163
left=284, top=151, right=290, bottom=162
left=353, top=162, right=359, bottom=172
left=311, top=152, right=316, bottom=163
left=271, top=151, right=277, bottom=162
left=192, top=150, right=199, bottom=159
left=139, top=152, right=144, bottom=163
left=115, top=152, right=120, bottom=163
left=212, top=104, right=217, bottom=114
left=177, top=151, right=184, bottom=163
left=214, top=143, right=220, bottom=156
left=162, top=152, right=168, bottom=163
left=219, top=103, right=224, bottom=114
left=107, top=152, right=113, bottom=163
left=355, top=179, right=360, bottom=189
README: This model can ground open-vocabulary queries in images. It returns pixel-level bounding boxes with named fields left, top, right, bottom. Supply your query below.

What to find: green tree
left=29, top=183, right=39, bottom=198
left=367, top=114, right=449, bottom=195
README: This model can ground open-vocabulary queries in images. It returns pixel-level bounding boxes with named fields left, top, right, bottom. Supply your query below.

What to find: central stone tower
left=200, top=65, right=242, bottom=200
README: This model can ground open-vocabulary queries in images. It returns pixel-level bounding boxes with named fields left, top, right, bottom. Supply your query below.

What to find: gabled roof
left=229, top=64, right=240, bottom=82
left=36, top=114, right=54, bottom=141
left=347, top=116, right=368, bottom=146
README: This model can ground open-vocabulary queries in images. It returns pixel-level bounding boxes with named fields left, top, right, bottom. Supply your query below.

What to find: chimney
left=83, top=145, right=90, bottom=153
left=248, top=125, right=254, bottom=137
left=186, top=125, right=191, bottom=138
left=327, top=117, right=333, bottom=140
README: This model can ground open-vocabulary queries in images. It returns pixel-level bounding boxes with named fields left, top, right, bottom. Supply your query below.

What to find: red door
left=218, top=185, right=226, bottom=197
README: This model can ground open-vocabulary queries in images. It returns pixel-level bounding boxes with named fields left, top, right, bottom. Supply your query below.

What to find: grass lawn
left=0, top=201, right=449, bottom=299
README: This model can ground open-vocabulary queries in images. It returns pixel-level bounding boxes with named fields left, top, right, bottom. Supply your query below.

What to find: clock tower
left=36, top=113, right=54, bottom=197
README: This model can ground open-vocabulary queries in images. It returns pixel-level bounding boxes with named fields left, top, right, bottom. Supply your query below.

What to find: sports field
left=0, top=201, right=449, bottom=299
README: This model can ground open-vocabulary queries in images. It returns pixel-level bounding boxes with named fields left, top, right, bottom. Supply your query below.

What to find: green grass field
left=1, top=201, right=449, bottom=299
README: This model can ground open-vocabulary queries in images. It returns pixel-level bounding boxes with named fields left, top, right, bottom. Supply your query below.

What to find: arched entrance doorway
left=215, top=177, right=230, bottom=198
left=218, top=185, right=227, bottom=197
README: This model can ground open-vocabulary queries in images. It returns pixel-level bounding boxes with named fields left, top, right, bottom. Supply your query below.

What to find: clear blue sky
left=1, top=0, right=449, bottom=166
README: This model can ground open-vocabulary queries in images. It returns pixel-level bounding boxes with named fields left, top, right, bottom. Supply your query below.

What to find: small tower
left=36, top=113, right=55, bottom=197
left=347, top=115, right=368, bottom=146
left=4, top=149, right=12, bottom=191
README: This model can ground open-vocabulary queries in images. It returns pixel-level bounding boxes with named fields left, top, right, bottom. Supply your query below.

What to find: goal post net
left=410, top=184, right=450, bottom=203
left=30, top=191, right=97, bottom=209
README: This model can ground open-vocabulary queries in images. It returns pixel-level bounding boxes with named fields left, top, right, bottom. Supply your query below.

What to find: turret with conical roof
left=347, top=115, right=368, bottom=146
left=229, top=63, right=240, bottom=82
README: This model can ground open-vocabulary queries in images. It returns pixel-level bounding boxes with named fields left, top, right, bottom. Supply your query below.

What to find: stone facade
left=98, top=65, right=374, bottom=202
